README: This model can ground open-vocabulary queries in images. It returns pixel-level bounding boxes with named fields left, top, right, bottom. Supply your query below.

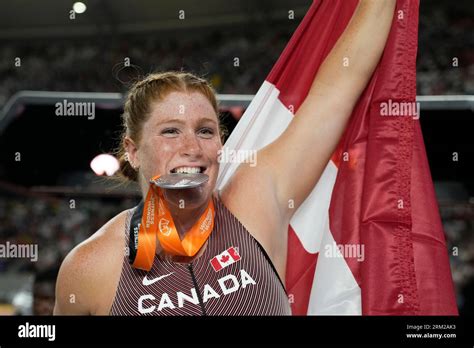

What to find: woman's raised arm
left=257, top=0, right=397, bottom=219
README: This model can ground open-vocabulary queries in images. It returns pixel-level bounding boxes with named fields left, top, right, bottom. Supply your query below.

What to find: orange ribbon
left=132, top=175, right=215, bottom=271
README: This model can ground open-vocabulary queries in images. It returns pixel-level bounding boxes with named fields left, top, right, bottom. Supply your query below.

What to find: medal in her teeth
left=152, top=173, right=209, bottom=189
left=131, top=172, right=215, bottom=271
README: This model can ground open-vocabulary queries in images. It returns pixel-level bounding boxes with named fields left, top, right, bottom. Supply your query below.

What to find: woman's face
left=127, top=90, right=222, bottom=209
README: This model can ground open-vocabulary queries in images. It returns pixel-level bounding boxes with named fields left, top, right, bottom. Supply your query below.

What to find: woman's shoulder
left=54, top=208, right=132, bottom=314
left=65, top=208, right=131, bottom=265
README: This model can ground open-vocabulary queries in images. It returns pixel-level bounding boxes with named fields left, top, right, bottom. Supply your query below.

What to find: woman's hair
left=116, top=71, right=224, bottom=182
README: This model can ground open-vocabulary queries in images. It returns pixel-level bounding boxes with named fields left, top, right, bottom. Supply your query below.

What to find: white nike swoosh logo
left=142, top=272, right=174, bottom=286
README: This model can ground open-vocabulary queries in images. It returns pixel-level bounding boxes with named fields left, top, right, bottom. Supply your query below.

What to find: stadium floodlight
left=73, top=2, right=87, bottom=14
left=90, top=154, right=120, bottom=176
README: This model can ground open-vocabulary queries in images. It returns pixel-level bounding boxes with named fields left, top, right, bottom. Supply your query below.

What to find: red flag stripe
left=285, top=225, right=319, bottom=315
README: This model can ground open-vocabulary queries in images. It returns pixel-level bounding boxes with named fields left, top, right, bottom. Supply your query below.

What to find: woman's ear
left=124, top=136, right=139, bottom=170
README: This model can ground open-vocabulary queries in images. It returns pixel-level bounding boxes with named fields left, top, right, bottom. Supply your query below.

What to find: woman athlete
left=54, top=0, right=396, bottom=315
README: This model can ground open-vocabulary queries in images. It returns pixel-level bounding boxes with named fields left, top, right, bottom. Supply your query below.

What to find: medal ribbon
left=132, top=174, right=215, bottom=271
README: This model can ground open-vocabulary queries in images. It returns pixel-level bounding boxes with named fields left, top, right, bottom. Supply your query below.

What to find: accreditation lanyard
left=129, top=175, right=215, bottom=271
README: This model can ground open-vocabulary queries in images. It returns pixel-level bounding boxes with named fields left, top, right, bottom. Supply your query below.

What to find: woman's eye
left=161, top=128, right=179, bottom=136
left=198, top=128, right=214, bottom=137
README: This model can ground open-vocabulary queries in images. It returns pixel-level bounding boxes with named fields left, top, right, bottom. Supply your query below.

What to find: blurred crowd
left=417, top=4, right=474, bottom=95
left=0, top=2, right=473, bottom=108
left=0, top=194, right=138, bottom=314
left=442, top=202, right=474, bottom=315
left=0, top=25, right=288, bottom=107
left=0, top=195, right=137, bottom=274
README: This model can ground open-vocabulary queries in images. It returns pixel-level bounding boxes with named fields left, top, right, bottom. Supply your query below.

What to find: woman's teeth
left=173, top=167, right=202, bottom=174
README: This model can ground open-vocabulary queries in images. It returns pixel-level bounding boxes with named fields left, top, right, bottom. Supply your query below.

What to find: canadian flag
left=210, top=247, right=241, bottom=272
left=217, top=0, right=458, bottom=315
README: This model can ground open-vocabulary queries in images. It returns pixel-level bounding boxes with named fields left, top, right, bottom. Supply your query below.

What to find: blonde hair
left=116, top=71, right=224, bottom=182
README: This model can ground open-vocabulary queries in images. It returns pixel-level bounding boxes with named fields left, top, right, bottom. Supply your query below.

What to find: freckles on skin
left=137, top=91, right=222, bottom=182
left=152, top=91, right=216, bottom=122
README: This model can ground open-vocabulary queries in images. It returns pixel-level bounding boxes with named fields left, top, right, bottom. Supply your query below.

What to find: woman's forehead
left=150, top=91, right=216, bottom=121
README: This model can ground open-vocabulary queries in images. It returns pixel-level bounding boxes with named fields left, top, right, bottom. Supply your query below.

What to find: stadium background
left=0, top=0, right=472, bottom=315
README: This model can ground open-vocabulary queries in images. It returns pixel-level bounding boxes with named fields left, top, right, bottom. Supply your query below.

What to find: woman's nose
left=180, top=133, right=202, bottom=157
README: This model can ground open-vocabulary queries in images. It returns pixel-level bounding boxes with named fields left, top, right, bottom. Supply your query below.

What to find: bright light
left=12, top=292, right=32, bottom=309
left=90, top=154, right=120, bottom=176
left=73, top=2, right=87, bottom=14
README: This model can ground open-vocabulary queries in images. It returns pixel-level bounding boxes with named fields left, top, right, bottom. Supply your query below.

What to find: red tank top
left=110, top=193, right=291, bottom=315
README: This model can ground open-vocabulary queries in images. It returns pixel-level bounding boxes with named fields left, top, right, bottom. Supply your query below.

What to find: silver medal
left=151, top=173, right=209, bottom=189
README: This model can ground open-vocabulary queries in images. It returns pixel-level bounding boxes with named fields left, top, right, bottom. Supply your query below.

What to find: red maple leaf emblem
left=220, top=254, right=230, bottom=263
